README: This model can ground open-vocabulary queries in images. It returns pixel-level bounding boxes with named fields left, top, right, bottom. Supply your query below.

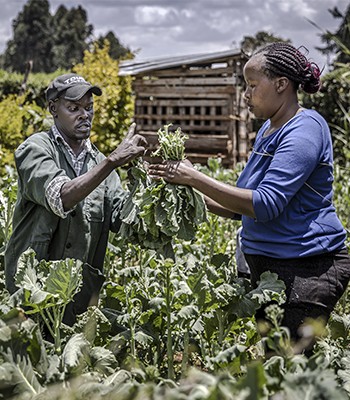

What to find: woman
left=148, top=42, right=350, bottom=342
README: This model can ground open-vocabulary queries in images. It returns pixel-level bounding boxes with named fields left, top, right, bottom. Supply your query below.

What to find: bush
left=0, top=95, right=52, bottom=171
left=0, top=68, right=68, bottom=107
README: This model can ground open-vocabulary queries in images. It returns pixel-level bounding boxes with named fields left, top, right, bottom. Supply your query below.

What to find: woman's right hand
left=148, top=159, right=194, bottom=185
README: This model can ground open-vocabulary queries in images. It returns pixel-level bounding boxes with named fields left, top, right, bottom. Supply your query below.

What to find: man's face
left=50, top=92, right=94, bottom=148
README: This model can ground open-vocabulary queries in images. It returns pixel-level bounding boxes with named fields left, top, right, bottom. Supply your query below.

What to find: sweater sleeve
left=253, top=116, right=324, bottom=222
left=15, top=134, right=70, bottom=211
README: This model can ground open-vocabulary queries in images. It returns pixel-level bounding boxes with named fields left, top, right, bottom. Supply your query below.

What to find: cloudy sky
left=1, top=0, right=349, bottom=70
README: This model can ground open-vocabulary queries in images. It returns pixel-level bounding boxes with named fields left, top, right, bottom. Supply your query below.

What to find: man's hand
left=108, top=123, right=147, bottom=167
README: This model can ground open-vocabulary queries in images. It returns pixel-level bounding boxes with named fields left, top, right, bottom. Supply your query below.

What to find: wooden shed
left=119, top=49, right=253, bottom=166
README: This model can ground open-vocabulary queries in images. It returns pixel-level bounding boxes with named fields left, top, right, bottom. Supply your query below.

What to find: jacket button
left=66, top=242, right=72, bottom=249
left=71, top=210, right=76, bottom=217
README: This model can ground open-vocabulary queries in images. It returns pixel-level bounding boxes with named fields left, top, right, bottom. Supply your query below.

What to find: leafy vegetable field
left=1, top=148, right=350, bottom=399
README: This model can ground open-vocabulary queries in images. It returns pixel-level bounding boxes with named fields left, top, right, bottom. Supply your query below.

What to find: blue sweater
left=237, top=109, right=346, bottom=258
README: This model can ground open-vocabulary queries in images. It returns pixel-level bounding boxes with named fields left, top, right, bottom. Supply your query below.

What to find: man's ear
left=275, top=77, right=289, bottom=94
left=48, top=100, right=57, bottom=117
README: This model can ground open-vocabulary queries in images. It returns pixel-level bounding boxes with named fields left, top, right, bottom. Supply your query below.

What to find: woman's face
left=243, top=55, right=281, bottom=120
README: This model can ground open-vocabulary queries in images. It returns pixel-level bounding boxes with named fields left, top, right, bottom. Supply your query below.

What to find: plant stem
left=181, top=328, right=190, bottom=378
left=217, top=309, right=224, bottom=347
left=165, top=262, right=174, bottom=380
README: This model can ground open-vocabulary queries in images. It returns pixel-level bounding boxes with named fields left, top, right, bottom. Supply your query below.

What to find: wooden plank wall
left=133, top=57, right=250, bottom=166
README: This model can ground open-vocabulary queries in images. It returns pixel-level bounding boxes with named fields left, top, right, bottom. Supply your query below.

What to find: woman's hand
left=148, top=159, right=194, bottom=185
left=149, top=158, right=255, bottom=218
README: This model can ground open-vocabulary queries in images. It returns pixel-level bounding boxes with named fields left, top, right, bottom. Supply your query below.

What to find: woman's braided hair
left=254, top=42, right=322, bottom=94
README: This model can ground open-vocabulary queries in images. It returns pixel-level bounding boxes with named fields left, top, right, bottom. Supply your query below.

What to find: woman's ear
left=275, top=77, right=289, bottom=93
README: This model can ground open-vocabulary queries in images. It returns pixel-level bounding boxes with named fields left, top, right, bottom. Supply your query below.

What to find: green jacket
left=5, top=129, right=126, bottom=321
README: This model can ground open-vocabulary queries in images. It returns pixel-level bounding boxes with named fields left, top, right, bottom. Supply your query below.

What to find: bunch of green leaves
left=119, top=124, right=207, bottom=256
left=151, top=123, right=188, bottom=160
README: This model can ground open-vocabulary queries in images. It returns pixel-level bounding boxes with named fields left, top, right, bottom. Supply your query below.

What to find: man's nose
left=79, top=109, right=89, bottom=119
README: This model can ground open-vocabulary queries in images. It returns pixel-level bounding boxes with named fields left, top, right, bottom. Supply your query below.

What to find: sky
left=0, top=0, right=349, bottom=71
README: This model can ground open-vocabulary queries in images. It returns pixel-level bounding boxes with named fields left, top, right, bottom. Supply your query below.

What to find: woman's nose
left=243, top=88, right=250, bottom=102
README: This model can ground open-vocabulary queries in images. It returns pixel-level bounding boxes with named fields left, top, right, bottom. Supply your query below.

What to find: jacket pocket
left=84, top=185, right=105, bottom=222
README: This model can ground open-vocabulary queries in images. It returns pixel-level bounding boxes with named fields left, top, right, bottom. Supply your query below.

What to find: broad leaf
left=62, top=333, right=90, bottom=375
left=2, top=348, right=44, bottom=396
left=45, top=258, right=83, bottom=303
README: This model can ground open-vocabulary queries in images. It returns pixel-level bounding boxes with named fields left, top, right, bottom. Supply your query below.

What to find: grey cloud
left=0, top=0, right=349, bottom=69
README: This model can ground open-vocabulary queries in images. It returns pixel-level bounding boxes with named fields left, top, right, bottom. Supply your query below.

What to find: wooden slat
left=137, top=65, right=235, bottom=78
left=136, top=85, right=235, bottom=97
left=135, top=98, right=228, bottom=107
left=136, top=123, right=230, bottom=133
left=139, top=131, right=231, bottom=152
left=134, top=76, right=235, bottom=86
left=135, top=114, right=231, bottom=122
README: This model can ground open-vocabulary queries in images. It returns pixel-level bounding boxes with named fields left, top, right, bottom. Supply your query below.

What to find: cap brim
left=62, top=84, right=102, bottom=101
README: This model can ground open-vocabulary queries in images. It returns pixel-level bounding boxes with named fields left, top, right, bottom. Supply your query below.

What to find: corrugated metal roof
left=119, top=48, right=243, bottom=76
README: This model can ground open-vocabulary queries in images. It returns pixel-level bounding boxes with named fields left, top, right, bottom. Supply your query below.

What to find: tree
left=3, top=0, right=54, bottom=73
left=2, top=0, right=133, bottom=73
left=97, top=31, right=133, bottom=61
left=51, top=5, right=93, bottom=70
left=316, top=4, right=350, bottom=65
left=239, top=31, right=290, bottom=56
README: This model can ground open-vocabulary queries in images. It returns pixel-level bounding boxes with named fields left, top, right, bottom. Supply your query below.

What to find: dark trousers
left=244, top=248, right=350, bottom=341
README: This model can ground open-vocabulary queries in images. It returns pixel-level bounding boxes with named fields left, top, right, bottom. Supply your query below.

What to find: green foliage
left=120, top=162, right=207, bottom=254
left=51, top=5, right=93, bottom=70
left=119, top=125, right=207, bottom=256
left=73, top=42, right=134, bottom=155
left=1, top=0, right=133, bottom=73
left=12, top=248, right=83, bottom=354
left=316, top=4, right=350, bottom=65
left=3, top=0, right=54, bottom=73
left=0, top=156, right=350, bottom=398
left=302, top=7, right=350, bottom=167
left=0, top=43, right=133, bottom=170
left=151, top=123, right=189, bottom=160
left=0, top=93, right=52, bottom=170
left=0, top=68, right=67, bottom=106
left=240, top=30, right=291, bottom=56
left=302, top=63, right=350, bottom=166
left=96, top=31, right=133, bottom=61
left=1, top=28, right=350, bottom=397
left=0, top=167, right=17, bottom=279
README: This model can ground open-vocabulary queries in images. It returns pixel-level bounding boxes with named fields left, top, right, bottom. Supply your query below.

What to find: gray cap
left=46, top=73, right=102, bottom=102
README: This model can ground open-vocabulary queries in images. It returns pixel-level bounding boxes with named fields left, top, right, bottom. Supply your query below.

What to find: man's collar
left=51, top=124, right=92, bottom=153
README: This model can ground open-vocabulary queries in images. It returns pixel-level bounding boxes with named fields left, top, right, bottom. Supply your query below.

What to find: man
left=5, top=73, right=146, bottom=324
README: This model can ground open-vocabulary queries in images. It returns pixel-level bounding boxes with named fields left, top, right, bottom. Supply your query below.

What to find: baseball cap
left=46, top=73, right=102, bottom=102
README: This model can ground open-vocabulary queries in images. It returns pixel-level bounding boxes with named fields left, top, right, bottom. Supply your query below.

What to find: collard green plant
left=0, top=166, right=17, bottom=257
left=12, top=248, right=83, bottom=354
left=103, top=245, right=286, bottom=381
